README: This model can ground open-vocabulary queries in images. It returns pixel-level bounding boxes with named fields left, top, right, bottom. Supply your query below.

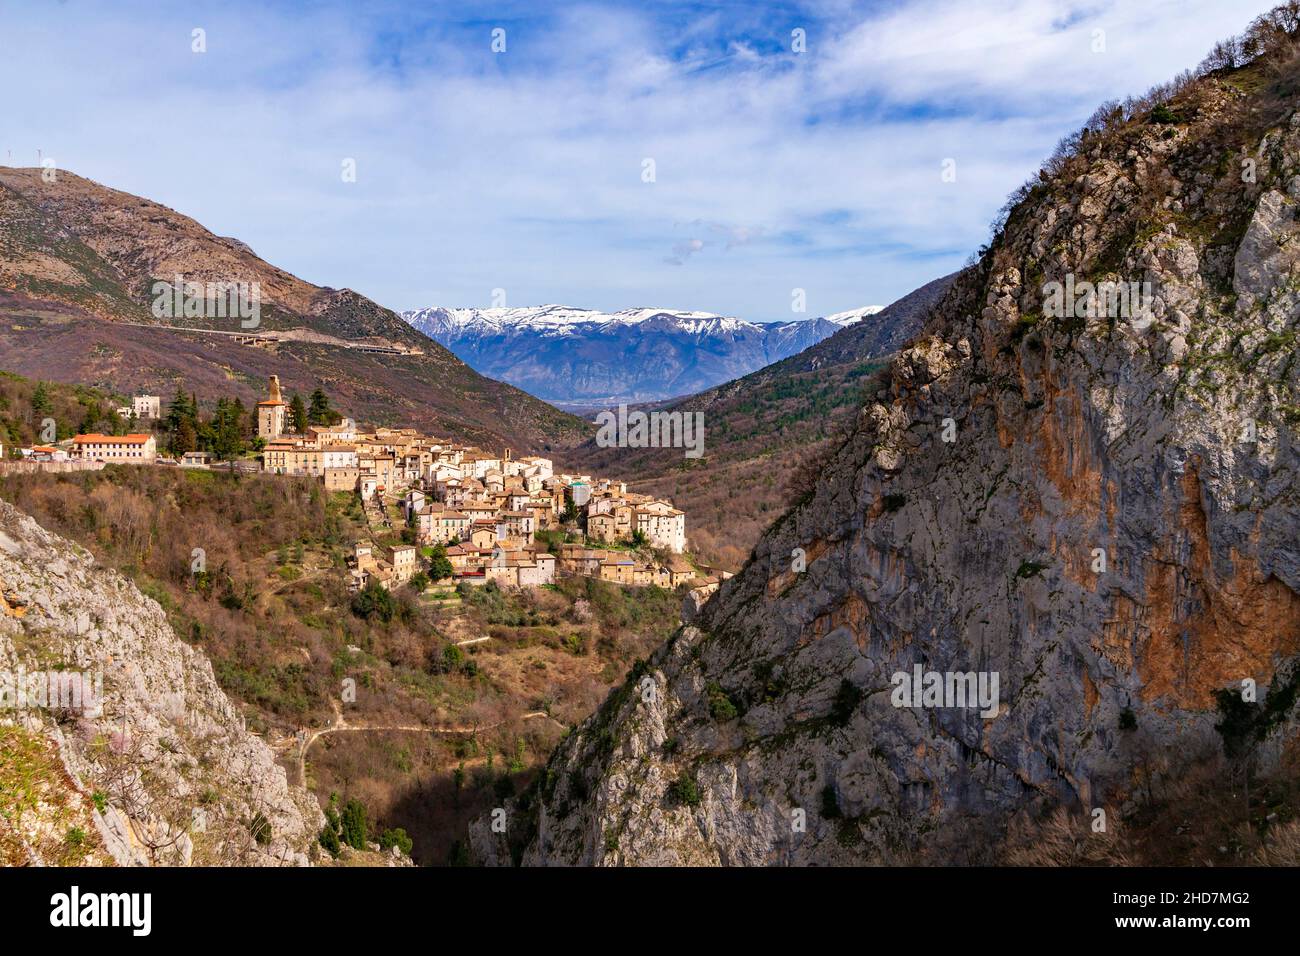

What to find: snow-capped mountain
left=401, top=304, right=885, bottom=405
left=824, top=304, right=885, bottom=326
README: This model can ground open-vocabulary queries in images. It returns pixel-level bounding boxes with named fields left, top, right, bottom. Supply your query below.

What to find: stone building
left=257, top=375, right=289, bottom=440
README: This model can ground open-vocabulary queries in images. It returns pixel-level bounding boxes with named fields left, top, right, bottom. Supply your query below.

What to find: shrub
left=1015, top=560, right=1049, bottom=579
left=670, top=771, right=701, bottom=807
left=341, top=798, right=368, bottom=850
left=426, top=545, right=453, bottom=581
left=707, top=681, right=738, bottom=721
left=379, top=827, right=413, bottom=855
left=351, top=581, right=397, bottom=623
left=1149, top=103, right=1182, bottom=124
left=318, top=825, right=341, bottom=857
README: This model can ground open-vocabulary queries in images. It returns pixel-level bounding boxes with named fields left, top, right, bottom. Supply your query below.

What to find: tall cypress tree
left=289, top=393, right=308, bottom=434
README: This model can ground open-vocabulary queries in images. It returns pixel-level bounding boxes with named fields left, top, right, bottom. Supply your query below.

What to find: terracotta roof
left=73, top=433, right=153, bottom=445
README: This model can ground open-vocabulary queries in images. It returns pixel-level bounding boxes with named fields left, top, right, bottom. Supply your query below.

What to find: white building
left=635, top=501, right=687, bottom=553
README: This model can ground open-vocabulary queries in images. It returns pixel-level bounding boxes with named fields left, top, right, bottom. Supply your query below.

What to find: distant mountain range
left=402, top=304, right=884, bottom=406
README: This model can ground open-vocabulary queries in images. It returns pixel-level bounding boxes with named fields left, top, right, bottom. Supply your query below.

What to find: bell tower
left=257, top=375, right=288, bottom=440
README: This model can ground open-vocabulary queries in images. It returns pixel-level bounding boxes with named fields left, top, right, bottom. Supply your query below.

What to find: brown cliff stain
left=1082, top=666, right=1098, bottom=718
left=804, top=590, right=875, bottom=653
left=768, top=537, right=831, bottom=598
left=1137, top=464, right=1300, bottom=709
left=1059, top=531, right=1098, bottom=591
left=1095, top=599, right=1138, bottom=671
left=1038, top=365, right=1103, bottom=523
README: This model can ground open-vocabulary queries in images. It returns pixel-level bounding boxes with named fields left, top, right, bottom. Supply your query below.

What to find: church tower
left=257, top=375, right=288, bottom=440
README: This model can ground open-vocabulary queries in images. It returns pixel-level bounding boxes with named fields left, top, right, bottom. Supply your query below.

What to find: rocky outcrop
left=0, top=500, right=323, bottom=865
left=473, top=59, right=1300, bottom=866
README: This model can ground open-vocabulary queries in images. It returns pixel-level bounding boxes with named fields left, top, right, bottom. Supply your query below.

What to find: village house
left=20, top=444, right=69, bottom=463
left=324, top=466, right=360, bottom=492
left=635, top=500, right=687, bottom=553
left=500, top=510, right=535, bottom=538
left=485, top=550, right=555, bottom=588
left=116, top=395, right=161, bottom=421
left=598, top=555, right=638, bottom=585
left=390, top=545, right=418, bottom=586
left=587, top=511, right=619, bottom=543
left=349, top=541, right=421, bottom=591
left=307, top=419, right=358, bottom=444
left=264, top=440, right=359, bottom=477
left=403, top=489, right=427, bottom=519
left=468, top=523, right=498, bottom=549
left=415, top=507, right=470, bottom=544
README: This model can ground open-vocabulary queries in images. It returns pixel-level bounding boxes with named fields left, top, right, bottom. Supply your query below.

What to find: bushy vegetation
left=0, top=372, right=126, bottom=449
left=670, top=771, right=701, bottom=807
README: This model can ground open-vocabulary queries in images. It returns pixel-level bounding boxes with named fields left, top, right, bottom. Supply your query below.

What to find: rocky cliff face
left=473, top=55, right=1300, bottom=865
left=0, top=500, right=322, bottom=865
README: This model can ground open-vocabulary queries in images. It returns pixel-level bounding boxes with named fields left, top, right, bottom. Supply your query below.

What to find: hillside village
left=7, top=375, right=702, bottom=594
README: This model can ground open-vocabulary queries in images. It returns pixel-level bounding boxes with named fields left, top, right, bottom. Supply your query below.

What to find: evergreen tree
left=289, top=393, right=308, bottom=434
left=209, top=398, right=246, bottom=461
left=427, top=544, right=453, bottom=581
left=31, top=381, right=52, bottom=417
left=166, top=387, right=198, bottom=455
left=340, top=798, right=367, bottom=850
left=166, top=387, right=189, bottom=432
left=308, top=387, right=339, bottom=426
left=175, top=417, right=198, bottom=455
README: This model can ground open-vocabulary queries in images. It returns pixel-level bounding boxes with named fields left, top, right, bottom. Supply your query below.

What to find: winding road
left=290, top=699, right=560, bottom=786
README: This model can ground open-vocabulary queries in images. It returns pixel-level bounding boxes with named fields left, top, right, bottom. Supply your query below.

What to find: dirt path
left=291, top=700, right=558, bottom=786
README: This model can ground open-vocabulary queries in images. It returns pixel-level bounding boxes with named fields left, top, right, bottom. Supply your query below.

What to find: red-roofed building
left=72, top=433, right=157, bottom=463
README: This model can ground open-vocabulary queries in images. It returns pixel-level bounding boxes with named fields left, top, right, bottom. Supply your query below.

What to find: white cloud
left=0, top=0, right=1280, bottom=320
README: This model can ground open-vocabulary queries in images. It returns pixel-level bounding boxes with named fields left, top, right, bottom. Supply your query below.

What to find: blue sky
left=0, top=0, right=1280, bottom=320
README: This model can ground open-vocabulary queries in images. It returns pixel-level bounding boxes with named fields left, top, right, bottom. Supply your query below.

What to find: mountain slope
left=403, top=304, right=877, bottom=405
left=0, top=499, right=323, bottom=865
left=473, top=29, right=1300, bottom=865
left=568, top=275, right=954, bottom=567
left=0, top=168, right=586, bottom=451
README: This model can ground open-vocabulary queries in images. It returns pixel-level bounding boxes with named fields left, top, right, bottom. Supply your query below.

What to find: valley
left=4, top=0, right=1300, bottom=882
